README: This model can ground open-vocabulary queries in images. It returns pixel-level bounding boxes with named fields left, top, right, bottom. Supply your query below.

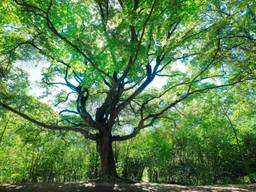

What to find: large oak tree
left=0, top=0, right=255, bottom=180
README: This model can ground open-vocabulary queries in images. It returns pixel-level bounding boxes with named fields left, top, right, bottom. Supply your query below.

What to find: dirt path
left=0, top=182, right=255, bottom=192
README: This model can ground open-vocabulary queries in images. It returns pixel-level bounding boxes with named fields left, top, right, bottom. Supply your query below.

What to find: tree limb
left=113, top=76, right=256, bottom=141
left=120, top=0, right=157, bottom=81
left=0, top=102, right=97, bottom=140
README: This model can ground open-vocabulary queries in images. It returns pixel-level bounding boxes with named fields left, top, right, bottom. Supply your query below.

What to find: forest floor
left=0, top=182, right=255, bottom=192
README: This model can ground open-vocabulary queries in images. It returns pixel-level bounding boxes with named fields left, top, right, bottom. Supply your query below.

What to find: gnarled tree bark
left=96, top=131, right=118, bottom=180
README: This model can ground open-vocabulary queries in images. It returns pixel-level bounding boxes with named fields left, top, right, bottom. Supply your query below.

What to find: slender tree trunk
left=96, top=132, right=118, bottom=181
left=0, top=119, right=9, bottom=144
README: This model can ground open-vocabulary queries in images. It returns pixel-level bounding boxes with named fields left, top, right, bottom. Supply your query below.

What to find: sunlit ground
left=0, top=182, right=255, bottom=192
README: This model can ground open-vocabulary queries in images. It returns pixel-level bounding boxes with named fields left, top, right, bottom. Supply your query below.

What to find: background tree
left=0, top=0, right=255, bottom=180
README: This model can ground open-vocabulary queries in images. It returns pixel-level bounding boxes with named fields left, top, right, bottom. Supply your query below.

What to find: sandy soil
left=0, top=182, right=255, bottom=192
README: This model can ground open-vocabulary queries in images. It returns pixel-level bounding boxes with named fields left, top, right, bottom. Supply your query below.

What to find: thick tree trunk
left=96, top=133, right=118, bottom=181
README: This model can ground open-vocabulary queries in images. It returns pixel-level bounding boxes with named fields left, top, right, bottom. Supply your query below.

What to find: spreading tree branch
left=0, top=102, right=97, bottom=140
left=113, top=76, right=256, bottom=141
left=117, top=56, right=162, bottom=112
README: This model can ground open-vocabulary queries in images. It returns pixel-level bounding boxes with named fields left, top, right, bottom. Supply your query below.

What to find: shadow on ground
left=0, top=182, right=255, bottom=192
